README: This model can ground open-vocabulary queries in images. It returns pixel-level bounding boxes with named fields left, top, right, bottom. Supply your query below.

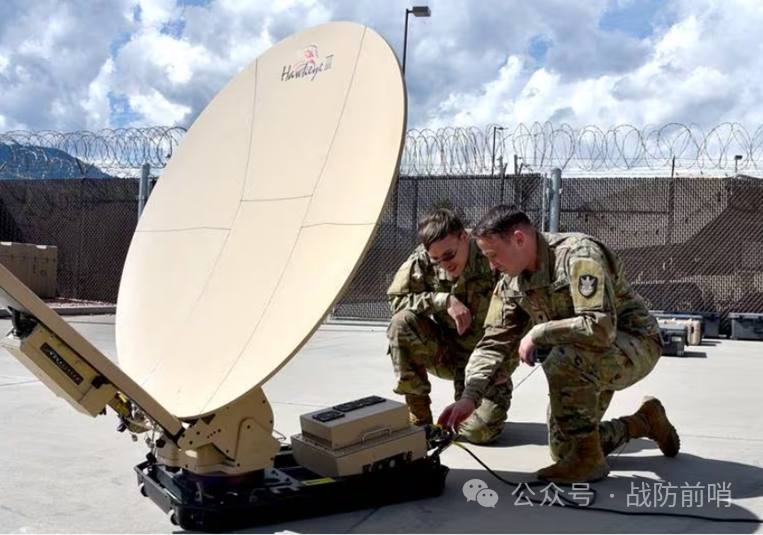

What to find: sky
left=1, top=0, right=762, bottom=175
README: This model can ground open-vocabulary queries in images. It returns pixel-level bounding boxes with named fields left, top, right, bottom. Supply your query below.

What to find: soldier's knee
left=480, top=398, right=509, bottom=421
left=458, top=418, right=504, bottom=446
left=460, top=427, right=502, bottom=445
left=387, top=310, right=425, bottom=339
left=389, top=309, right=416, bottom=328
left=458, top=418, right=505, bottom=445
left=458, top=399, right=508, bottom=445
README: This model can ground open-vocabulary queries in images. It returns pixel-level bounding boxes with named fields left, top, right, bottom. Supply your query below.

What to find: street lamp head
left=409, top=5, right=431, bottom=17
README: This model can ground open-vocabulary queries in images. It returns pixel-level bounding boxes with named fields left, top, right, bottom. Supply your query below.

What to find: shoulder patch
left=569, top=257, right=605, bottom=310
left=484, top=291, right=504, bottom=326
left=484, top=278, right=507, bottom=325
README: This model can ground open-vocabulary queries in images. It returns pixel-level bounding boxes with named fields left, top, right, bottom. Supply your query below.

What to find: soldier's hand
left=438, top=398, right=476, bottom=433
left=518, top=333, right=536, bottom=366
left=447, top=296, right=472, bottom=335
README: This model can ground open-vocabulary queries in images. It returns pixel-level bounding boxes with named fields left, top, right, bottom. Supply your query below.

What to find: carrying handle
left=361, top=427, right=391, bottom=443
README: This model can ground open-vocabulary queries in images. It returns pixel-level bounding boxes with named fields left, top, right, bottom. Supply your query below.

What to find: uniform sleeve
left=528, top=242, right=617, bottom=349
left=387, top=253, right=450, bottom=316
left=462, top=281, right=529, bottom=405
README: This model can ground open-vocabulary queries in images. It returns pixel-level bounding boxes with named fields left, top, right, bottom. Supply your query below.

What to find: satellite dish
left=114, top=21, right=406, bottom=420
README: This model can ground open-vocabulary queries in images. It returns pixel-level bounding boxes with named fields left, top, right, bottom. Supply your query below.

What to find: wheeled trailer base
left=134, top=444, right=450, bottom=532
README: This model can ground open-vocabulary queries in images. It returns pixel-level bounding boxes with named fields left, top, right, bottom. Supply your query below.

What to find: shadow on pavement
left=232, top=443, right=762, bottom=535
left=494, top=421, right=654, bottom=456
left=382, top=458, right=762, bottom=534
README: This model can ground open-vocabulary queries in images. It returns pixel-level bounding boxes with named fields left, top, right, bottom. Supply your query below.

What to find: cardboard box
left=291, top=425, right=426, bottom=478
left=0, top=242, right=57, bottom=298
left=291, top=395, right=427, bottom=478
left=298, top=395, right=409, bottom=450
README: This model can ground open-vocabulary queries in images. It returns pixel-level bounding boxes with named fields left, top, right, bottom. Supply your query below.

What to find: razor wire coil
left=401, top=122, right=763, bottom=176
left=2, top=122, right=763, bottom=178
left=0, top=127, right=187, bottom=179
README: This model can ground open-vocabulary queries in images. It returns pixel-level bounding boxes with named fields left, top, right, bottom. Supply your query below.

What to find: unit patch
left=569, top=257, right=605, bottom=310
left=578, top=274, right=598, bottom=298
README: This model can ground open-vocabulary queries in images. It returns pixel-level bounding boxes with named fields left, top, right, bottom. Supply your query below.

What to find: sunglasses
left=429, top=240, right=461, bottom=265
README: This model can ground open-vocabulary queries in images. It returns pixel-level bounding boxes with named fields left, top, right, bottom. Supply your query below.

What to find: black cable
left=451, top=440, right=763, bottom=524
left=450, top=441, right=597, bottom=509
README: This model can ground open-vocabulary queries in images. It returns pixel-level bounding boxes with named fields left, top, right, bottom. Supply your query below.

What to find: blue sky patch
left=177, top=0, right=212, bottom=7
left=108, top=93, right=141, bottom=128
left=599, top=0, right=669, bottom=38
left=528, top=35, right=551, bottom=63
left=161, top=19, right=186, bottom=38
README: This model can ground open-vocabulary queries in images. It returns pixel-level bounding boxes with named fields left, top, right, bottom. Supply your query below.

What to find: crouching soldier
left=385, top=208, right=519, bottom=444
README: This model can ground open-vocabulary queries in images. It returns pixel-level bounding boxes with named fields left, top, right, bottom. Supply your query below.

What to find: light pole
left=402, top=5, right=430, bottom=74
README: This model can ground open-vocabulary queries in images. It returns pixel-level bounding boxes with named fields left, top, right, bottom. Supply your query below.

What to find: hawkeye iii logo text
left=281, top=45, right=334, bottom=82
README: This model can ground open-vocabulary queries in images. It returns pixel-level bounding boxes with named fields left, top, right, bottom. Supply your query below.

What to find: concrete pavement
left=1, top=315, right=762, bottom=533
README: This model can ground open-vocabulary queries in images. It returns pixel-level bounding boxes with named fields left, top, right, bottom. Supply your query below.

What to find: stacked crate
left=0, top=242, right=58, bottom=298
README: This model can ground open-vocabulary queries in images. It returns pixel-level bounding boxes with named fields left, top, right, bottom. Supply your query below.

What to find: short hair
left=417, top=208, right=465, bottom=249
left=472, top=205, right=534, bottom=239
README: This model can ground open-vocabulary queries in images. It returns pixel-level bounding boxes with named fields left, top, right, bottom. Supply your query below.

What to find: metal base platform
left=134, top=444, right=450, bottom=532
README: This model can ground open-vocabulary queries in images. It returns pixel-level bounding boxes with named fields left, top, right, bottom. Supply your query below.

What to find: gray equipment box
left=696, top=311, right=722, bottom=338
left=729, top=313, right=763, bottom=341
left=660, top=324, right=687, bottom=357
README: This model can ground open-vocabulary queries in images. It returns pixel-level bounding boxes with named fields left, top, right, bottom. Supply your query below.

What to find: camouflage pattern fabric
left=386, top=309, right=516, bottom=443
left=386, top=310, right=470, bottom=399
left=387, top=237, right=498, bottom=355
left=545, top=330, right=661, bottom=460
left=458, top=377, right=513, bottom=444
left=462, top=232, right=663, bottom=453
left=386, top=238, right=514, bottom=443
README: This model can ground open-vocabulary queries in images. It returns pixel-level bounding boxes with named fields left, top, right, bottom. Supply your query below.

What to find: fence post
left=549, top=167, right=562, bottom=232
left=139, top=163, right=150, bottom=218
left=540, top=174, right=548, bottom=232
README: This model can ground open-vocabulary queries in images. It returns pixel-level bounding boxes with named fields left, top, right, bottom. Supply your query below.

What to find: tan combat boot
left=405, top=394, right=433, bottom=426
left=535, top=431, right=610, bottom=484
left=618, top=396, right=680, bottom=457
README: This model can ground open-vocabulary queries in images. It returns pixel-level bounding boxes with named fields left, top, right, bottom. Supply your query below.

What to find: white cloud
left=81, top=59, right=117, bottom=131
left=0, top=0, right=136, bottom=130
left=420, top=0, right=763, bottom=136
left=130, top=88, right=192, bottom=125
left=138, top=0, right=178, bottom=28
left=1, top=0, right=763, bottom=175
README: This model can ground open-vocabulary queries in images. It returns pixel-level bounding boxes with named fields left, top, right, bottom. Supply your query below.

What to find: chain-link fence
left=3, top=125, right=763, bottom=334
left=332, top=173, right=546, bottom=320
left=0, top=178, right=150, bottom=303
left=333, top=173, right=763, bottom=335
left=0, top=127, right=175, bottom=303
left=1, top=173, right=761, bottom=329
left=557, top=175, right=763, bottom=319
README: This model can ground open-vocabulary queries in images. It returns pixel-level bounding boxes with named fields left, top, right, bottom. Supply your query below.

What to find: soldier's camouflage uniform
left=462, top=232, right=664, bottom=460
left=386, top=238, right=515, bottom=444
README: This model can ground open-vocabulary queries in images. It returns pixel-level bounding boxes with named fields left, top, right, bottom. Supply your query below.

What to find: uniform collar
left=517, top=232, right=553, bottom=291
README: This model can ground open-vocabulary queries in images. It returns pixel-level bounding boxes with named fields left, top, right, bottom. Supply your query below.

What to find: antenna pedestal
left=156, top=387, right=281, bottom=475
left=135, top=395, right=452, bottom=532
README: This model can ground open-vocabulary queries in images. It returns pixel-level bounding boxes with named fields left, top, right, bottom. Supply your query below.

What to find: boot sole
left=643, top=396, right=681, bottom=457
